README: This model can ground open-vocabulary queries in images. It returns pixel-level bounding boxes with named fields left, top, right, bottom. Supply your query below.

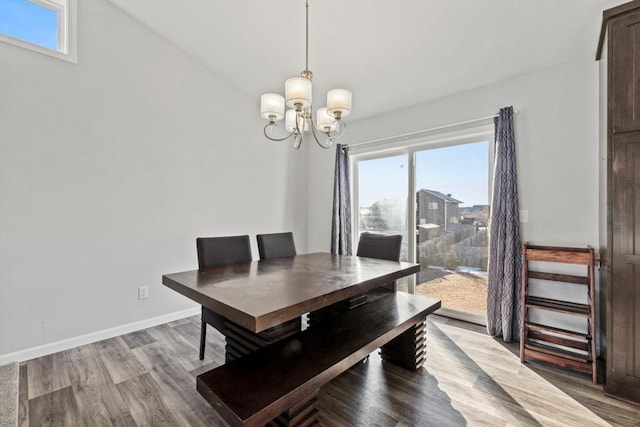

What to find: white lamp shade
left=260, top=93, right=285, bottom=121
left=285, top=109, right=308, bottom=132
left=285, top=77, right=312, bottom=109
left=327, top=88, right=352, bottom=117
left=316, top=107, right=337, bottom=132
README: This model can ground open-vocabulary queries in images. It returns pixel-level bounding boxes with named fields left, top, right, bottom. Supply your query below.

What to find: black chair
left=356, top=232, right=403, bottom=262
left=356, top=232, right=403, bottom=292
left=196, top=235, right=252, bottom=360
left=256, top=232, right=297, bottom=260
left=256, top=232, right=305, bottom=330
left=348, top=232, right=404, bottom=365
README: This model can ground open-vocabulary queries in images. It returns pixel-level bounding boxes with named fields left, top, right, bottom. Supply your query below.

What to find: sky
left=358, top=140, right=490, bottom=207
left=0, top=0, right=58, bottom=50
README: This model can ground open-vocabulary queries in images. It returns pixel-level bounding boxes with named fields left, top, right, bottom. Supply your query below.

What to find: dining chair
left=356, top=232, right=403, bottom=292
left=256, top=232, right=305, bottom=330
left=196, top=235, right=252, bottom=360
left=356, top=232, right=403, bottom=262
left=256, top=232, right=297, bottom=260
left=354, top=232, right=404, bottom=365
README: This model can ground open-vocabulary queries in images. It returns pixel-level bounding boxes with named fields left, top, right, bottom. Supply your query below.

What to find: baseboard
left=0, top=307, right=200, bottom=365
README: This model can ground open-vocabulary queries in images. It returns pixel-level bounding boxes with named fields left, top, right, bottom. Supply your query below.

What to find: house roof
left=419, top=189, right=463, bottom=204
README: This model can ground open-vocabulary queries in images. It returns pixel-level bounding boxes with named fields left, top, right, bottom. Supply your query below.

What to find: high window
left=0, top=0, right=76, bottom=61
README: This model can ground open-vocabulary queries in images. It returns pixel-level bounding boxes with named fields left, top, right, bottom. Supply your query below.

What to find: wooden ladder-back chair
left=520, top=243, right=598, bottom=383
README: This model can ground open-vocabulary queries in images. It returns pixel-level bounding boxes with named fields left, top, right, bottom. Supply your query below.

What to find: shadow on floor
left=320, top=354, right=466, bottom=426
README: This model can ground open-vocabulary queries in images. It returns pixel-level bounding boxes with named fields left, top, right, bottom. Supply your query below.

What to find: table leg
left=223, top=317, right=302, bottom=362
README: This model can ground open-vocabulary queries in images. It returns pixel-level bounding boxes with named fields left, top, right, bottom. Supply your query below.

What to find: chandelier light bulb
left=285, top=77, right=312, bottom=110
left=260, top=93, right=285, bottom=121
left=327, top=88, right=352, bottom=118
left=285, top=109, right=308, bottom=133
left=316, top=107, right=337, bottom=132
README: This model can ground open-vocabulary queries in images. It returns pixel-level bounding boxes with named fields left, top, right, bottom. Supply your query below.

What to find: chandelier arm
left=308, top=121, right=332, bottom=149
left=332, top=120, right=347, bottom=139
left=264, top=122, right=296, bottom=142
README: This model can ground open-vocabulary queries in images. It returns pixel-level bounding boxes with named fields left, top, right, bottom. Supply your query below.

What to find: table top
left=162, top=252, right=420, bottom=333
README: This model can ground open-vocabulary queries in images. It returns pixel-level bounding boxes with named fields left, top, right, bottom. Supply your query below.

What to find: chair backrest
left=356, top=232, right=402, bottom=262
left=257, top=232, right=297, bottom=260
left=196, top=235, right=252, bottom=269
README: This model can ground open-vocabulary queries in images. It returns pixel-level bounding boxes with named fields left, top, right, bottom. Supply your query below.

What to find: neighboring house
left=416, top=189, right=463, bottom=232
left=459, top=205, right=490, bottom=227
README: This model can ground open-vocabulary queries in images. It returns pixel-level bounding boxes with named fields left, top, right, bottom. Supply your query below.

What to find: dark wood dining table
left=162, top=252, right=421, bottom=334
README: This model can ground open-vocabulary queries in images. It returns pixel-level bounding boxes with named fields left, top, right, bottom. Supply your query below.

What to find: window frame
left=0, top=0, right=77, bottom=63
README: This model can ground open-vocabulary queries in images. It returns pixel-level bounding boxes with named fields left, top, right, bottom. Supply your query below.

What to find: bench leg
left=380, top=319, right=427, bottom=371
left=267, top=389, right=319, bottom=427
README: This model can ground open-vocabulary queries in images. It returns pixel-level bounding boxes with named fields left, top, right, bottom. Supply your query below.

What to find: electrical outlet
left=138, top=286, right=149, bottom=300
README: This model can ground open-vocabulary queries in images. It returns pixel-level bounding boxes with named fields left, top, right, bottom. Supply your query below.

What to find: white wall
left=308, top=58, right=600, bottom=253
left=0, top=0, right=307, bottom=356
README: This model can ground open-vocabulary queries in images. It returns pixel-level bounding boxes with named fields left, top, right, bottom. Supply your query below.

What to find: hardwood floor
left=18, top=315, right=640, bottom=426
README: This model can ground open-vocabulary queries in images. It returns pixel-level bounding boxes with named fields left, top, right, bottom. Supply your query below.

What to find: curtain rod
left=344, top=110, right=518, bottom=149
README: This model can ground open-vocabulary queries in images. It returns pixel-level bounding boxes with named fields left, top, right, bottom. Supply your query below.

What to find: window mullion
left=407, top=150, right=417, bottom=264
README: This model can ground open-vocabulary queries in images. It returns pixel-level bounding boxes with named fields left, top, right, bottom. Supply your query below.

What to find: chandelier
left=259, top=0, right=352, bottom=150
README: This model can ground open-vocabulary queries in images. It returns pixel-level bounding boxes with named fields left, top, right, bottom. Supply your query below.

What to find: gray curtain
left=486, top=106, right=521, bottom=342
left=331, top=144, right=352, bottom=255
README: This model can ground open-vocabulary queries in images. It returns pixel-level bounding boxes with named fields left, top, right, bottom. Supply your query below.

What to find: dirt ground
left=415, top=268, right=487, bottom=316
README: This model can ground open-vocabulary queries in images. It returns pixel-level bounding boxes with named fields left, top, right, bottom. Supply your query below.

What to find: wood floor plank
left=63, top=344, right=112, bottom=389
left=120, top=330, right=155, bottom=350
left=115, top=372, right=189, bottom=426
left=28, top=386, right=81, bottom=426
left=150, top=358, right=226, bottom=426
left=95, top=337, right=147, bottom=384
left=26, top=351, right=71, bottom=399
left=17, top=314, right=640, bottom=427
left=130, top=341, right=176, bottom=371
left=72, top=382, right=136, bottom=426
left=145, top=323, right=215, bottom=371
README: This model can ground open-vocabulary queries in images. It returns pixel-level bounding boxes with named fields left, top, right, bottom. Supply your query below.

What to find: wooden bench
left=197, top=290, right=441, bottom=427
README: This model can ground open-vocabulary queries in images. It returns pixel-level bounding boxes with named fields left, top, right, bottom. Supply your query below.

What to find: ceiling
left=108, top=0, right=622, bottom=121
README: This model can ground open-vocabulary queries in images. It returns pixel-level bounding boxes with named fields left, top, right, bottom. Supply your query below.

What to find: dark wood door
left=605, top=2, right=640, bottom=404
left=608, top=132, right=640, bottom=402
left=611, top=9, right=640, bottom=133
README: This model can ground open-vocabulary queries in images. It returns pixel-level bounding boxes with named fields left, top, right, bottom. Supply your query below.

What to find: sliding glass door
left=353, top=129, right=492, bottom=323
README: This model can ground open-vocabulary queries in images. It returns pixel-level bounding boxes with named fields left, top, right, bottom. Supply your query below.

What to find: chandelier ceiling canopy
left=260, top=0, right=352, bottom=150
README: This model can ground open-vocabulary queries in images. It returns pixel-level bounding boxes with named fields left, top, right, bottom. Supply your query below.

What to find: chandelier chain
left=306, top=0, right=309, bottom=72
